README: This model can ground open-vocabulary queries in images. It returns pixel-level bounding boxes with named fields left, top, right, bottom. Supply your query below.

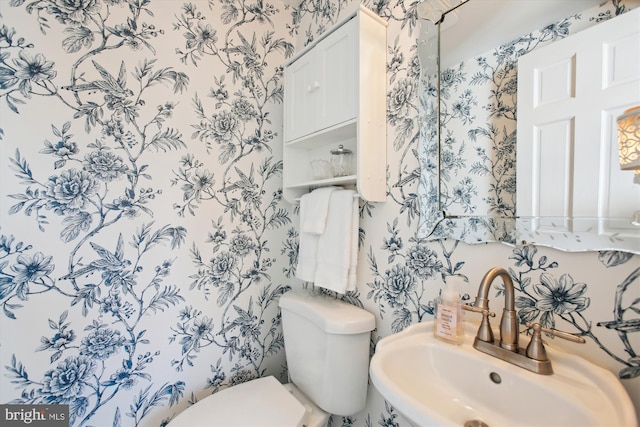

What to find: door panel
left=517, top=8, right=640, bottom=244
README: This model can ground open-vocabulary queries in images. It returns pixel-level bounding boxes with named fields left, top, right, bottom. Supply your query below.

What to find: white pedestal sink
left=370, top=321, right=637, bottom=427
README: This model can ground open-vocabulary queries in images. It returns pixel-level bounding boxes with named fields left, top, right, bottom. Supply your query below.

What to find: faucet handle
left=525, top=323, right=586, bottom=361
left=462, top=304, right=496, bottom=317
left=463, top=305, right=496, bottom=343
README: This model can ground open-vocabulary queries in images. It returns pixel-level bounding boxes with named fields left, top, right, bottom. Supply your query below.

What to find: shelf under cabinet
left=283, top=175, right=358, bottom=203
left=285, top=120, right=357, bottom=149
left=286, top=175, right=357, bottom=189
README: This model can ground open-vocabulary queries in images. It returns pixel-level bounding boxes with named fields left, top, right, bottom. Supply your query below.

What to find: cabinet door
left=316, top=17, right=358, bottom=131
left=284, top=52, right=318, bottom=141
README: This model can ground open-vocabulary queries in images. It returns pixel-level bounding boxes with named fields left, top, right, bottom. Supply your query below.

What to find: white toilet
left=169, top=290, right=376, bottom=427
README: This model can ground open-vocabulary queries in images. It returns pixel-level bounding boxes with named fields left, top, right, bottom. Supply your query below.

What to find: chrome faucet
left=463, top=267, right=585, bottom=375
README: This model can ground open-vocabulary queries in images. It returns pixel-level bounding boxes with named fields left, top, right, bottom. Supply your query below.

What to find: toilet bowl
left=169, top=290, right=375, bottom=427
left=169, top=376, right=328, bottom=427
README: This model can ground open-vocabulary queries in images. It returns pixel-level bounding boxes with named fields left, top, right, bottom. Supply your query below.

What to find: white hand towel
left=300, top=186, right=338, bottom=235
left=296, top=187, right=341, bottom=282
left=347, top=197, right=359, bottom=291
left=314, top=189, right=358, bottom=293
left=295, top=232, right=319, bottom=282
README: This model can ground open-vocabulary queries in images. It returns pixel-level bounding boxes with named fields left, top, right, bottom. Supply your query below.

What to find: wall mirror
left=416, top=0, right=640, bottom=254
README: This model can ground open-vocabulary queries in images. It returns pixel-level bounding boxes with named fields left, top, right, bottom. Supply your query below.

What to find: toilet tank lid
left=279, top=291, right=375, bottom=334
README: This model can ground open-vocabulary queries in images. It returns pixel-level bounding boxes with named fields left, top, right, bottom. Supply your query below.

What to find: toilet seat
left=169, top=376, right=310, bottom=427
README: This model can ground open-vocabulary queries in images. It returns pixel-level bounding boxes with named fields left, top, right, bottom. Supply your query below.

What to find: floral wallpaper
left=0, top=1, right=638, bottom=427
left=1, top=1, right=294, bottom=425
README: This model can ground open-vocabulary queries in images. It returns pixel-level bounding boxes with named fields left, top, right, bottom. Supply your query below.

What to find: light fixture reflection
left=617, top=105, right=640, bottom=185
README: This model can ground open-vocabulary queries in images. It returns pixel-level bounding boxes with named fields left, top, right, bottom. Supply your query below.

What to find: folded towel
left=295, top=188, right=335, bottom=281
left=314, top=189, right=358, bottom=294
left=295, top=232, right=319, bottom=282
left=300, top=186, right=338, bottom=234
left=347, top=197, right=359, bottom=291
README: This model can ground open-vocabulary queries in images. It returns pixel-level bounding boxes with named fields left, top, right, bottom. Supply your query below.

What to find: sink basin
left=370, top=321, right=637, bottom=427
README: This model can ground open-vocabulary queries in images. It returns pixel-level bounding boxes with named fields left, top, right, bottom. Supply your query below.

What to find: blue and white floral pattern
left=1, top=0, right=638, bottom=426
left=1, top=0, right=290, bottom=425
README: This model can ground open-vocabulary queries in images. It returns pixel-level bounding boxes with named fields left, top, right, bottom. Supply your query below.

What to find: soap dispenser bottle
left=434, top=277, right=464, bottom=345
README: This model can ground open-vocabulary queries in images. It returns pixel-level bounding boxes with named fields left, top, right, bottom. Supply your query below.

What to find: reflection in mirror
left=416, top=0, right=640, bottom=253
left=417, top=0, right=517, bottom=245
left=415, top=3, right=443, bottom=238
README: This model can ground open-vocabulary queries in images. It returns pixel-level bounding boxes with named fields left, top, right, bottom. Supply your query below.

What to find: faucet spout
left=475, top=267, right=518, bottom=351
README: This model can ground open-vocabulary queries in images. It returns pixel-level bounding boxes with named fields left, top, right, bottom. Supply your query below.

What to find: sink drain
left=464, top=420, right=489, bottom=427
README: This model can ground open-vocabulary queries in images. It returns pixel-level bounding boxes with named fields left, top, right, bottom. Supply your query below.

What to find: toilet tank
left=279, top=290, right=375, bottom=416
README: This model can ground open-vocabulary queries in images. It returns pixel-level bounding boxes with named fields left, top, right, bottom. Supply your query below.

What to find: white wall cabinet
left=517, top=8, right=640, bottom=253
left=283, top=6, right=387, bottom=203
left=285, top=17, right=358, bottom=141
